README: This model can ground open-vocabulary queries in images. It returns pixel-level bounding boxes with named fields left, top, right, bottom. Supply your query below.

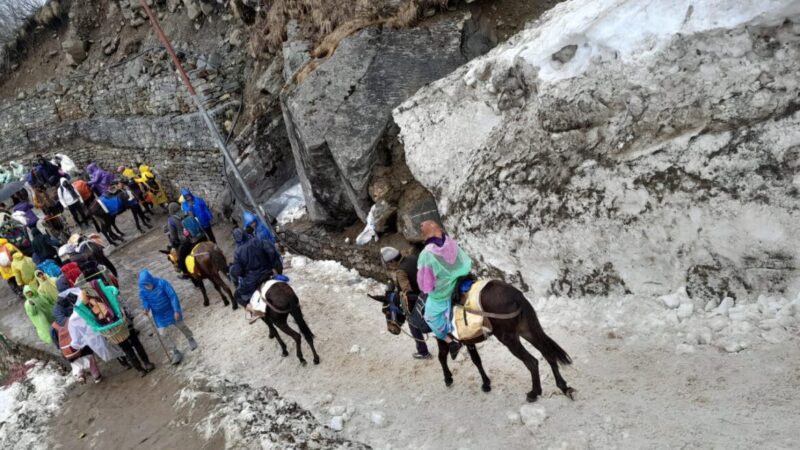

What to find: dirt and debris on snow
left=0, top=360, right=73, bottom=450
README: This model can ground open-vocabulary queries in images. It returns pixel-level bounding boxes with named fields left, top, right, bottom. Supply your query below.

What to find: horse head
left=160, top=247, right=180, bottom=271
left=369, top=287, right=405, bottom=336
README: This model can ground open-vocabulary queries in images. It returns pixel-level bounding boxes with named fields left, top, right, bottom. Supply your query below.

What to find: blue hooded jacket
left=243, top=210, right=275, bottom=244
left=181, top=188, right=213, bottom=229
left=229, top=229, right=282, bottom=305
left=138, top=270, right=183, bottom=328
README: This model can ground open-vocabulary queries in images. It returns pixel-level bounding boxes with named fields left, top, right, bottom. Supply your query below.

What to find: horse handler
left=138, top=269, right=198, bottom=365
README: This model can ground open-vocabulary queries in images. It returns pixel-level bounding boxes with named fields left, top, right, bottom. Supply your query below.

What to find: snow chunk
left=519, top=404, right=547, bottom=430
left=660, top=287, right=689, bottom=309
left=329, top=416, right=344, bottom=431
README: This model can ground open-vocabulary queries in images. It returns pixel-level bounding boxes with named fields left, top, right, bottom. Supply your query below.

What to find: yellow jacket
left=0, top=239, right=20, bottom=281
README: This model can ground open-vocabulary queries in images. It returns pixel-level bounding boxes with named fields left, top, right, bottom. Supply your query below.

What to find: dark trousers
left=130, top=205, right=151, bottom=230
left=177, top=241, right=193, bottom=273
left=67, top=202, right=88, bottom=226
left=410, top=324, right=429, bottom=356
left=118, top=330, right=150, bottom=372
left=203, top=226, right=216, bottom=243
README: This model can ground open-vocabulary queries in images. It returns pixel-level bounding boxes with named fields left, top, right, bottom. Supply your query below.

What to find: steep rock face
left=395, top=0, right=800, bottom=300
left=282, top=19, right=482, bottom=225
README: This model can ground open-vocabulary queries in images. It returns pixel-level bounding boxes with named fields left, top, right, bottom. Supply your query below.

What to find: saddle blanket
left=185, top=243, right=206, bottom=275
left=250, top=280, right=284, bottom=313
left=452, top=279, right=491, bottom=341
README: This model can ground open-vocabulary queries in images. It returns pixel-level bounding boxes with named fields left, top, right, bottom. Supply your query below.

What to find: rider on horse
left=228, top=228, right=283, bottom=307
left=381, top=246, right=431, bottom=360
left=417, top=221, right=473, bottom=360
left=166, top=202, right=205, bottom=278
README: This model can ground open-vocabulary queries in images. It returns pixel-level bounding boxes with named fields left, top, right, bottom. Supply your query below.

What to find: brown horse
left=370, top=280, right=575, bottom=403
left=250, top=281, right=320, bottom=366
left=161, top=241, right=237, bottom=310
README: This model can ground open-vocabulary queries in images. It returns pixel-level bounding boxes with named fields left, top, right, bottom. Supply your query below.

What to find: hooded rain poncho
left=35, top=270, right=60, bottom=304
left=24, top=285, right=55, bottom=343
left=180, top=188, right=213, bottom=229
left=138, top=270, right=183, bottom=328
left=11, top=252, right=37, bottom=287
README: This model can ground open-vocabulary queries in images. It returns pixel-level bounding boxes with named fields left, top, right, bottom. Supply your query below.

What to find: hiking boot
left=93, top=376, right=103, bottom=384
left=413, top=352, right=432, bottom=360
left=448, top=341, right=462, bottom=360
left=143, top=362, right=155, bottom=372
left=171, top=350, right=183, bottom=365
left=188, top=338, right=198, bottom=351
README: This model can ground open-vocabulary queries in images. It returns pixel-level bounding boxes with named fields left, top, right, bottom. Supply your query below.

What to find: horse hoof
left=526, top=392, right=540, bottom=403
left=281, top=350, right=289, bottom=357
left=300, top=359, right=307, bottom=366
left=232, top=304, right=239, bottom=311
left=444, top=378, right=454, bottom=387
left=564, top=387, right=576, bottom=400
left=203, top=303, right=210, bottom=307
left=482, top=384, right=492, bottom=393
left=313, top=357, right=320, bottom=365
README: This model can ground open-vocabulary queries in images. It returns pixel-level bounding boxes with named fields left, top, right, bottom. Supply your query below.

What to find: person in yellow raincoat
left=34, top=269, right=60, bottom=304
left=11, top=251, right=37, bottom=289
left=137, top=164, right=168, bottom=209
left=0, top=238, right=22, bottom=296
left=23, top=284, right=55, bottom=344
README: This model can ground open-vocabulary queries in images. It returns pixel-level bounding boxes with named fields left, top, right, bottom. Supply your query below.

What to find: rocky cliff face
left=281, top=18, right=490, bottom=225
left=396, top=0, right=800, bottom=301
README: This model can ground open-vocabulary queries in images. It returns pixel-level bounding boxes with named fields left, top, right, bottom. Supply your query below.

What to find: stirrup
left=245, top=305, right=265, bottom=324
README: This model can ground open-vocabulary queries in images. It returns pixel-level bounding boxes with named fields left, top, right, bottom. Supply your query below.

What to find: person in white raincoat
left=67, top=309, right=122, bottom=362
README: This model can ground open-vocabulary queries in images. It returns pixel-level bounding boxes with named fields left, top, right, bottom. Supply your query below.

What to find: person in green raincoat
left=24, top=285, right=55, bottom=344
left=34, top=270, right=59, bottom=304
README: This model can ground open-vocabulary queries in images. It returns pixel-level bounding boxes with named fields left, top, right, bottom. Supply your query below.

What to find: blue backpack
left=181, top=215, right=204, bottom=239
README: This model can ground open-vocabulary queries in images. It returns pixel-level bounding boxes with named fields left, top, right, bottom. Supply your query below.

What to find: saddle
left=452, top=280, right=491, bottom=341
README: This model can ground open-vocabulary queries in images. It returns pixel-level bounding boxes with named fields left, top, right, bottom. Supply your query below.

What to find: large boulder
left=395, top=0, right=800, bottom=298
left=282, top=18, right=491, bottom=226
left=226, top=111, right=297, bottom=213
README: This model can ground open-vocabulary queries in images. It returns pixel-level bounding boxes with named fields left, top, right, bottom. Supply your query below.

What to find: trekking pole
left=139, top=0, right=278, bottom=241
left=144, top=312, right=172, bottom=362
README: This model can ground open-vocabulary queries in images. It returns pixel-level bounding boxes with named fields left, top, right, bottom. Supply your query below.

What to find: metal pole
left=139, top=0, right=277, bottom=240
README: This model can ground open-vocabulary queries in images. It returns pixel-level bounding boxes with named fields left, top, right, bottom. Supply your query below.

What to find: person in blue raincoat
left=228, top=229, right=282, bottom=306
left=242, top=210, right=276, bottom=244
left=180, top=188, right=215, bottom=243
left=138, top=269, right=198, bottom=365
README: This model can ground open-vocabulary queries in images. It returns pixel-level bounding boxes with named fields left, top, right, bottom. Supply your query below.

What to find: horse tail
left=286, top=287, right=315, bottom=340
left=516, top=291, right=572, bottom=366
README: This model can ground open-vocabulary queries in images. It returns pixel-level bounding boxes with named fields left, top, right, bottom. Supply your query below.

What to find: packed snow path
left=2, top=219, right=798, bottom=448
left=80, top=222, right=800, bottom=449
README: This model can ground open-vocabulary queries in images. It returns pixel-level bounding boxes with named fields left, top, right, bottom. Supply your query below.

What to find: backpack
left=72, top=180, right=93, bottom=201
left=53, top=319, right=81, bottom=361
left=181, top=215, right=204, bottom=239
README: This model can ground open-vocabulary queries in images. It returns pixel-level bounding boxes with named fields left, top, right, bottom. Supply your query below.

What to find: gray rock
left=397, top=183, right=441, bottom=242
left=183, top=0, right=202, bottom=20
left=62, top=39, right=88, bottom=66
left=256, top=57, right=284, bottom=96
left=282, top=20, right=311, bottom=82
left=282, top=19, right=483, bottom=225
left=552, top=44, right=578, bottom=63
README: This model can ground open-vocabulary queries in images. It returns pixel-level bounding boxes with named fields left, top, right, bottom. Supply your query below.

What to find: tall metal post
left=139, top=0, right=277, bottom=240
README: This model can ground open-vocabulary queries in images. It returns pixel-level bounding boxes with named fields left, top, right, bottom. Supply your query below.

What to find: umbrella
left=0, top=181, right=25, bottom=203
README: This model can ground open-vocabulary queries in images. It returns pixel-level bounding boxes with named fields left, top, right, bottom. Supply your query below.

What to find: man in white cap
left=381, top=246, right=431, bottom=360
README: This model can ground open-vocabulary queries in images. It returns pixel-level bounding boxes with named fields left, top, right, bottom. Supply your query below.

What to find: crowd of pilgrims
left=0, top=155, right=202, bottom=383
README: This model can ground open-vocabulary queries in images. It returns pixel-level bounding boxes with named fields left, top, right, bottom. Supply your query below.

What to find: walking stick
left=144, top=312, right=172, bottom=362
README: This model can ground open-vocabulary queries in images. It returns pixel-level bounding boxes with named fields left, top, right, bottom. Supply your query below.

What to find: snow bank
left=395, top=0, right=800, bottom=299
left=465, top=0, right=800, bottom=84
left=0, top=361, right=73, bottom=450
left=265, top=181, right=307, bottom=226
left=536, top=288, right=800, bottom=354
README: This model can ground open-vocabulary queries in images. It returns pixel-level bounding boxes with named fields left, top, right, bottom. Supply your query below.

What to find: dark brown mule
left=160, top=241, right=237, bottom=310
left=370, top=280, right=574, bottom=402
left=251, top=281, right=320, bottom=366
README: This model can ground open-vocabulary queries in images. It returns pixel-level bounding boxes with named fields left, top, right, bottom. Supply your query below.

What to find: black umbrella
left=0, top=181, right=25, bottom=203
